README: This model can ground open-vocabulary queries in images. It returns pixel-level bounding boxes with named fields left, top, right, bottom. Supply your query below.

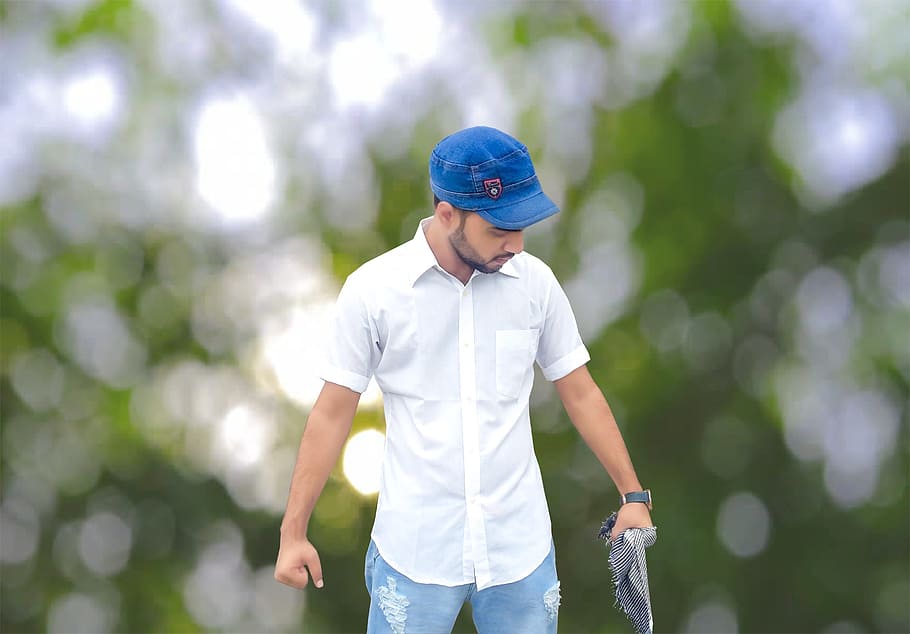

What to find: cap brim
left=474, top=190, right=559, bottom=230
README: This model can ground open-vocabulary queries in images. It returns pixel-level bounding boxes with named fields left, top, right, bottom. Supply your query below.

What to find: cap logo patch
left=483, top=178, right=503, bottom=200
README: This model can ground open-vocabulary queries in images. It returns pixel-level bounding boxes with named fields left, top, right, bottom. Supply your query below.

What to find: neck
left=424, top=218, right=473, bottom=284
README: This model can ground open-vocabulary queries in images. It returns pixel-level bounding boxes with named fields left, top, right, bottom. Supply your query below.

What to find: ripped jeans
left=364, top=540, right=560, bottom=634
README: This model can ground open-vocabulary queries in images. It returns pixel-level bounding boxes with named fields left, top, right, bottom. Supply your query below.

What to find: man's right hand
left=274, top=536, right=324, bottom=589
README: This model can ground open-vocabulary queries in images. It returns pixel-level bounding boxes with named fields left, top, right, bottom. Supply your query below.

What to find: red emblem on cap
left=483, top=178, right=503, bottom=200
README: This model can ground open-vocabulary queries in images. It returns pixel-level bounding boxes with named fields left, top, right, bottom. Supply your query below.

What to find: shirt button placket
left=458, top=282, right=485, bottom=582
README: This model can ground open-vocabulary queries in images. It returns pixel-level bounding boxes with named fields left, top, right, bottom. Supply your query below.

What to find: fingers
left=274, top=543, right=324, bottom=590
left=305, top=546, right=324, bottom=588
left=275, top=559, right=308, bottom=588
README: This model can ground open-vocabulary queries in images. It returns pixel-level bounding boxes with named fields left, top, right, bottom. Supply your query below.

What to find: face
left=448, top=210, right=524, bottom=274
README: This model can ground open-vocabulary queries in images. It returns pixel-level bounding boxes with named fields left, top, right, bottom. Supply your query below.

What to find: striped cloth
left=599, top=512, right=657, bottom=634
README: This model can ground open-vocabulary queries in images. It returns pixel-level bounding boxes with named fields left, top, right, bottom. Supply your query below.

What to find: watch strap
left=621, top=490, right=652, bottom=507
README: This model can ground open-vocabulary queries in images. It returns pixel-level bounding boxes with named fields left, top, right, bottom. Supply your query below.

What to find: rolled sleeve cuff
left=320, top=365, right=371, bottom=393
left=541, top=344, right=590, bottom=382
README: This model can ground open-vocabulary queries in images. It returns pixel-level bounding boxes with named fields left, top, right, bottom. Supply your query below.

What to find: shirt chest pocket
left=495, top=328, right=540, bottom=399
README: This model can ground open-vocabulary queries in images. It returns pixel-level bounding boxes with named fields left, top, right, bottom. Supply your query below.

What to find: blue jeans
left=364, top=540, right=560, bottom=634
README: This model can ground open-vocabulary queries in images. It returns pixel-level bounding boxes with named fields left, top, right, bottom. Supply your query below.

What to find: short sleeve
left=536, top=272, right=590, bottom=381
left=319, top=274, right=380, bottom=393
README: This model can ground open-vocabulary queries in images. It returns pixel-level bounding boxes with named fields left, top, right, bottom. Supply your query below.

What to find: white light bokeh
left=821, top=389, right=901, bottom=509
left=774, top=87, right=901, bottom=206
left=213, top=404, right=275, bottom=469
left=221, top=0, right=316, bottom=66
left=584, top=0, right=692, bottom=108
left=716, top=492, right=771, bottom=558
left=0, top=2, right=906, bottom=632
left=60, top=296, right=147, bottom=389
left=342, top=429, right=385, bottom=496
left=795, top=267, right=854, bottom=337
left=0, top=498, right=41, bottom=565
left=877, top=242, right=910, bottom=307
left=193, top=94, right=278, bottom=226
left=182, top=522, right=251, bottom=630
left=250, top=565, right=305, bottom=630
left=62, top=66, right=120, bottom=133
left=683, top=600, right=739, bottom=634
left=47, top=592, right=116, bottom=634
left=328, top=0, right=441, bottom=110
left=259, top=302, right=336, bottom=410
left=11, top=348, right=65, bottom=412
left=735, top=0, right=908, bottom=208
left=564, top=174, right=645, bottom=337
left=78, top=511, right=134, bottom=577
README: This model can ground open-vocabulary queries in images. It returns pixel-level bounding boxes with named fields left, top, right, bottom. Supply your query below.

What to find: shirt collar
left=408, top=218, right=520, bottom=286
left=407, top=218, right=441, bottom=287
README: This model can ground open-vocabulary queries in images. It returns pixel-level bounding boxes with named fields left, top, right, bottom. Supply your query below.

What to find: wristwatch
left=621, top=489, right=653, bottom=510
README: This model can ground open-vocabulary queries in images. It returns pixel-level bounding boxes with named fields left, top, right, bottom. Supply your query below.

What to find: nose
left=505, top=231, right=524, bottom=254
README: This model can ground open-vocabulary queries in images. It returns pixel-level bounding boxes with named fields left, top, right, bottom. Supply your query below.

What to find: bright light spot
left=329, top=33, right=398, bottom=110
left=773, top=88, right=900, bottom=205
left=214, top=404, right=274, bottom=468
left=62, top=66, right=120, bottom=132
left=373, top=0, right=441, bottom=66
left=328, top=0, right=441, bottom=110
left=343, top=429, right=385, bottom=495
left=822, top=389, right=900, bottom=509
left=717, top=492, right=771, bottom=558
left=193, top=95, right=277, bottom=224
left=260, top=303, right=334, bottom=409
left=261, top=303, right=383, bottom=410
left=223, top=0, right=316, bottom=64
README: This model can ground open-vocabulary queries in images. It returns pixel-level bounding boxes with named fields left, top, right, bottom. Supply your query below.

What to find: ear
left=434, top=201, right=458, bottom=228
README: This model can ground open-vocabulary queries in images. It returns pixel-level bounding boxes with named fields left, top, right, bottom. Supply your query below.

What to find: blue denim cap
left=429, top=126, right=559, bottom=230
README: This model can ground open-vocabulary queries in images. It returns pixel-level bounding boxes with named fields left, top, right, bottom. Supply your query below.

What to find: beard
left=449, top=218, right=500, bottom=274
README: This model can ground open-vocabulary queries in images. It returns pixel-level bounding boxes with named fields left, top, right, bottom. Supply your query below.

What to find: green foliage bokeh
left=1, top=1, right=908, bottom=633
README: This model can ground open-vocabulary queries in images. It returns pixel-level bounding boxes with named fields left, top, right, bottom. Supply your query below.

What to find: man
left=275, top=126, right=653, bottom=633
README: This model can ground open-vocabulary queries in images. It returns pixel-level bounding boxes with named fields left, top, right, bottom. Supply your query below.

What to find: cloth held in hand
left=599, top=512, right=657, bottom=634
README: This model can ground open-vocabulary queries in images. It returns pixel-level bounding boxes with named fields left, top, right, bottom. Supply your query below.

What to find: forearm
left=558, top=374, right=642, bottom=494
left=280, top=409, right=355, bottom=538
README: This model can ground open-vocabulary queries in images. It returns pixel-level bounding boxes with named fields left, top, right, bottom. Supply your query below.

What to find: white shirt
left=321, top=219, right=590, bottom=590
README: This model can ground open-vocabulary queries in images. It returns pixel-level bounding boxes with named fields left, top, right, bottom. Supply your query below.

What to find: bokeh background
left=1, top=0, right=908, bottom=632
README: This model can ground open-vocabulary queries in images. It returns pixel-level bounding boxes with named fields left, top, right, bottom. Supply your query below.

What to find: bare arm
left=275, top=381, right=361, bottom=589
left=554, top=365, right=653, bottom=536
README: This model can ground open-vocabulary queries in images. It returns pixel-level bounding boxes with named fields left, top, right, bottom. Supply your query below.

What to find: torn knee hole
left=377, top=576, right=409, bottom=634
left=543, top=581, right=561, bottom=623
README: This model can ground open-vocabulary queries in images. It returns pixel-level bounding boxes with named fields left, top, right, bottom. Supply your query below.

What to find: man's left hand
left=611, top=502, right=653, bottom=542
